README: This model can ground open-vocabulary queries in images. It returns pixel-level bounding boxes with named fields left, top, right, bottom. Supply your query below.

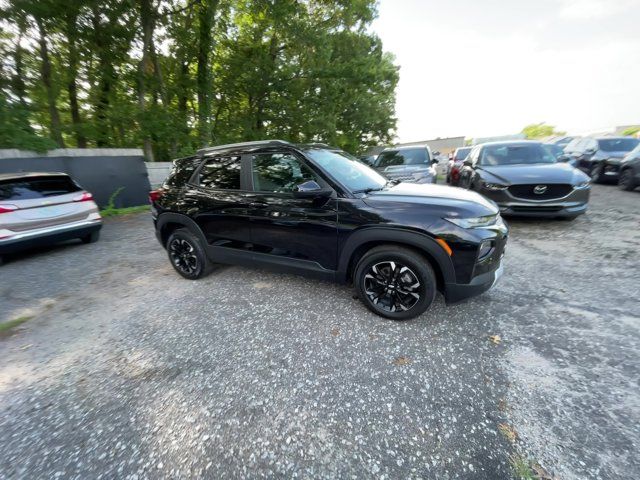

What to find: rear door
left=184, top=155, right=253, bottom=250
left=245, top=150, right=339, bottom=271
left=0, top=175, right=90, bottom=232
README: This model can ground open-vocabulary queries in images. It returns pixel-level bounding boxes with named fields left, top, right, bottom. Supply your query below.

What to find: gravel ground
left=0, top=184, right=638, bottom=479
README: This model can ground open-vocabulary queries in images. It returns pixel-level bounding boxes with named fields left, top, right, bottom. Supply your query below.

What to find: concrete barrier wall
left=0, top=149, right=151, bottom=208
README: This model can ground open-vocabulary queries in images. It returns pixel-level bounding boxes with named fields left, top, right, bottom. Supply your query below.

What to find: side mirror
left=293, top=180, right=332, bottom=199
left=431, top=158, right=439, bottom=165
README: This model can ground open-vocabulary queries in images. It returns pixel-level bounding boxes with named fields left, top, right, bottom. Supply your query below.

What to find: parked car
left=150, top=140, right=508, bottom=320
left=0, top=172, right=102, bottom=264
left=358, top=154, right=378, bottom=166
left=372, top=146, right=437, bottom=184
left=563, top=136, right=640, bottom=183
left=458, top=141, right=591, bottom=218
left=447, top=146, right=472, bottom=185
left=546, top=136, right=576, bottom=148
left=618, top=143, right=640, bottom=191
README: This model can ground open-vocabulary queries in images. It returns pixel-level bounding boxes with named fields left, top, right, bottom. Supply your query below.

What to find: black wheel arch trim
left=336, top=227, right=456, bottom=285
left=156, top=212, right=208, bottom=248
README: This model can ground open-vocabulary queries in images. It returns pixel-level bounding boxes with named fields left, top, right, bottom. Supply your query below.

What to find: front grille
left=386, top=173, right=415, bottom=182
left=511, top=205, right=563, bottom=213
left=508, top=184, right=573, bottom=200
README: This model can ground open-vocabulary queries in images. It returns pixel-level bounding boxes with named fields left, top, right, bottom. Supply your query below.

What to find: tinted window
left=252, top=153, right=319, bottom=193
left=480, top=144, right=556, bottom=166
left=0, top=175, right=80, bottom=200
left=544, top=144, right=564, bottom=159
left=598, top=138, right=639, bottom=153
left=454, top=147, right=472, bottom=161
left=376, top=148, right=428, bottom=167
left=199, top=156, right=241, bottom=189
left=305, top=148, right=387, bottom=193
left=564, top=138, right=582, bottom=152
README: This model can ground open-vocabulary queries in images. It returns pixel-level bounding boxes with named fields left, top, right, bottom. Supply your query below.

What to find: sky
left=372, top=0, right=640, bottom=142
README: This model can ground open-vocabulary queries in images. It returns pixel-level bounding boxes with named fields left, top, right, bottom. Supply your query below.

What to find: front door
left=246, top=151, right=339, bottom=271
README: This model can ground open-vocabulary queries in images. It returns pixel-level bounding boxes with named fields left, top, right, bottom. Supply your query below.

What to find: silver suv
left=0, top=172, right=102, bottom=264
left=373, top=146, right=437, bottom=184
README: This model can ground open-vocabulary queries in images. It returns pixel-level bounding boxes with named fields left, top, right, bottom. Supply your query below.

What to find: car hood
left=478, top=163, right=585, bottom=185
left=363, top=183, right=498, bottom=217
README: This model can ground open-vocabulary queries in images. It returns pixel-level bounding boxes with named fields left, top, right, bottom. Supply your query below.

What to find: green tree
left=521, top=122, right=566, bottom=140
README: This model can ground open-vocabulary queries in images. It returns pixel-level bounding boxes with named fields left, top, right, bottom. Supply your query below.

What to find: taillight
left=0, top=204, right=18, bottom=214
left=149, top=189, right=164, bottom=203
left=73, top=192, right=94, bottom=202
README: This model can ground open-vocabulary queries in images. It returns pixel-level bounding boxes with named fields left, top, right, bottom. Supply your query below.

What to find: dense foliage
left=0, top=0, right=398, bottom=159
left=521, top=123, right=565, bottom=140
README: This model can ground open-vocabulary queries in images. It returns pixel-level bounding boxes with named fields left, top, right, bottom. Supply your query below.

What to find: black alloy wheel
left=618, top=169, right=636, bottom=191
left=355, top=246, right=436, bottom=320
left=166, top=228, right=212, bottom=279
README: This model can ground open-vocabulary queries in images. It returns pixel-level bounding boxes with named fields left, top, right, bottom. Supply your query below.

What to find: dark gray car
left=458, top=141, right=591, bottom=218
left=563, top=136, right=639, bottom=183
left=618, top=143, right=640, bottom=191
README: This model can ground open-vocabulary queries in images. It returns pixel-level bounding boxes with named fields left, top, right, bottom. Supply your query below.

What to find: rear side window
left=198, top=156, right=241, bottom=190
left=165, top=156, right=200, bottom=188
left=376, top=148, right=428, bottom=167
left=0, top=175, right=80, bottom=200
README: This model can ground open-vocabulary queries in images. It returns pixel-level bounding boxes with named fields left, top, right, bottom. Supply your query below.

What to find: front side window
left=479, top=144, right=556, bottom=166
left=199, top=156, right=241, bottom=190
left=376, top=148, right=428, bottom=168
left=0, top=175, right=80, bottom=200
left=252, top=153, right=319, bottom=193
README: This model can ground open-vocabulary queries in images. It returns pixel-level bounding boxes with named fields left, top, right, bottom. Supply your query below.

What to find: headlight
left=446, top=214, right=498, bottom=229
left=483, top=182, right=508, bottom=191
left=574, top=181, right=591, bottom=189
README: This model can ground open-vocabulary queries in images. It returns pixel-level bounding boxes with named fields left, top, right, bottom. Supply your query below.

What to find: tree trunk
left=196, top=0, right=219, bottom=146
left=91, top=7, right=113, bottom=148
left=35, top=17, right=65, bottom=148
left=65, top=12, right=87, bottom=148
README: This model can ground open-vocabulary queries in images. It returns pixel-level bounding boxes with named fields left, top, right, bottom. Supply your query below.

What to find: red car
left=447, top=147, right=472, bottom=185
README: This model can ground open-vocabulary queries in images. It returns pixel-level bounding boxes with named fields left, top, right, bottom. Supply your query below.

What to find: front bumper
left=0, top=217, right=102, bottom=254
left=481, top=185, right=590, bottom=217
left=445, top=260, right=504, bottom=303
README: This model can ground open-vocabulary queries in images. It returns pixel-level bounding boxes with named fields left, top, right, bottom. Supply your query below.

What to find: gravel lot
left=1, top=184, right=638, bottom=479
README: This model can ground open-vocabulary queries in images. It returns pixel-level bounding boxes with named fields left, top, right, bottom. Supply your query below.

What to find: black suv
left=563, top=136, right=639, bottom=183
left=151, top=140, right=508, bottom=320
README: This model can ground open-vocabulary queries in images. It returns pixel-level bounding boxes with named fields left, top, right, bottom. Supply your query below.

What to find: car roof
left=476, top=140, right=542, bottom=148
left=592, top=136, right=637, bottom=141
left=381, top=145, right=429, bottom=152
left=0, top=172, right=69, bottom=182
left=197, top=140, right=293, bottom=155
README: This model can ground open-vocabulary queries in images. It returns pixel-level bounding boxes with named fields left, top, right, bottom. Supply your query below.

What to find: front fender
left=336, top=227, right=456, bottom=285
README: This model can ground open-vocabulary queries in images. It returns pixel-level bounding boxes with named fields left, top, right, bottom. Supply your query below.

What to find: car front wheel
left=354, top=246, right=437, bottom=320
left=166, top=228, right=212, bottom=279
left=590, top=163, right=604, bottom=183
left=618, top=169, right=636, bottom=191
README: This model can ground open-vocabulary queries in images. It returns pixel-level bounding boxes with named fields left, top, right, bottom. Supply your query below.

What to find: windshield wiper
left=352, top=186, right=385, bottom=194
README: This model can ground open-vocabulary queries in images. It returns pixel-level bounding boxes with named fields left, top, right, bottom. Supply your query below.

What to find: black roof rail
left=197, top=139, right=292, bottom=156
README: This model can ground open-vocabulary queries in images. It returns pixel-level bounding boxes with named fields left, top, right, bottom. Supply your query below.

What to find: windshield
left=375, top=148, right=428, bottom=167
left=480, top=144, right=556, bottom=166
left=454, top=147, right=471, bottom=161
left=598, top=138, right=639, bottom=152
left=305, top=148, right=387, bottom=193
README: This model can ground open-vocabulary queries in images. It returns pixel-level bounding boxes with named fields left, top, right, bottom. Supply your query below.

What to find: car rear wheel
left=167, top=228, right=212, bottom=279
left=354, top=246, right=436, bottom=320
left=590, top=163, right=604, bottom=183
left=81, top=231, right=100, bottom=244
left=618, top=169, right=636, bottom=191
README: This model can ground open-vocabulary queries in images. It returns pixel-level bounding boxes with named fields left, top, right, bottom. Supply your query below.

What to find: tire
left=81, top=231, right=100, bottom=244
left=354, top=245, right=437, bottom=320
left=618, top=169, right=636, bottom=191
left=166, top=228, right=212, bottom=280
left=590, top=163, right=604, bottom=183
